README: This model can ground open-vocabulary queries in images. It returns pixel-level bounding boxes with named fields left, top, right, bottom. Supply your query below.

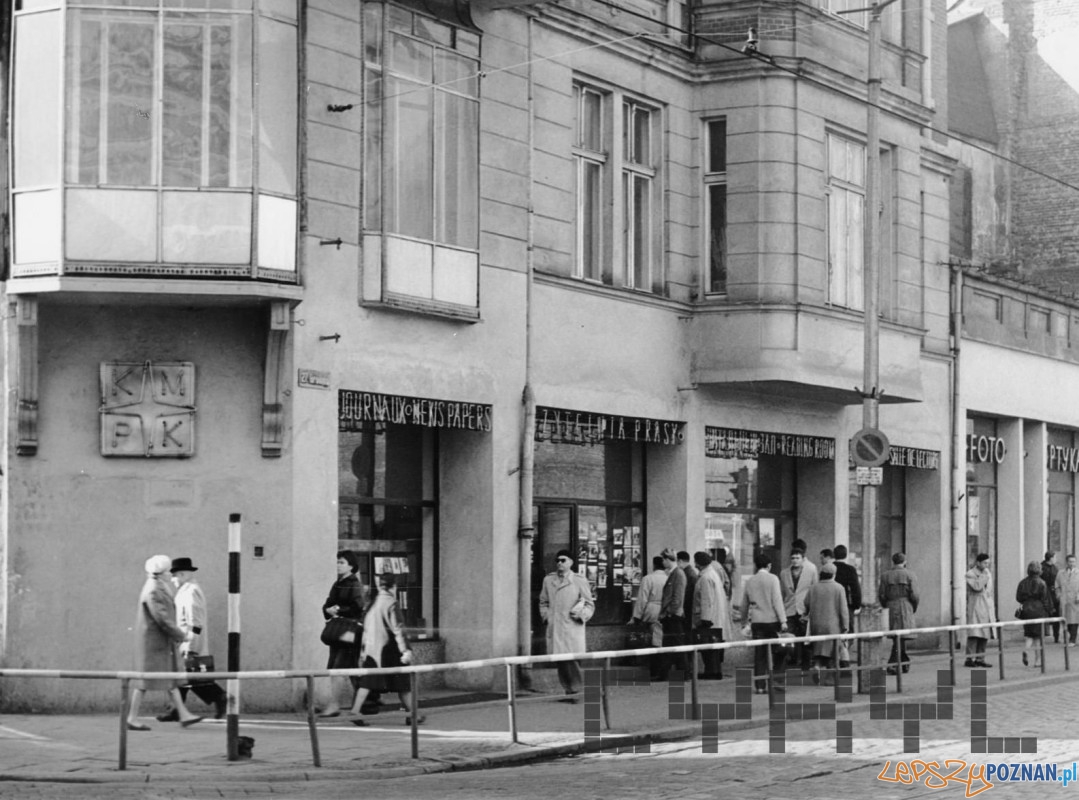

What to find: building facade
left=12, top=0, right=1072, bottom=711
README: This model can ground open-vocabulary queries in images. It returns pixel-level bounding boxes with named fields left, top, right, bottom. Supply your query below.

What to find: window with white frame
left=11, top=1, right=298, bottom=275
left=826, top=133, right=865, bottom=310
left=573, top=81, right=663, bottom=293
left=704, top=119, right=727, bottom=294
left=362, top=3, right=481, bottom=316
left=821, top=0, right=902, bottom=42
left=622, top=100, right=656, bottom=291
left=574, top=84, right=607, bottom=283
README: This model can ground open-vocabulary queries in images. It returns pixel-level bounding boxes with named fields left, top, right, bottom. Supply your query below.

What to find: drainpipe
left=516, top=15, right=536, bottom=691
left=950, top=264, right=965, bottom=638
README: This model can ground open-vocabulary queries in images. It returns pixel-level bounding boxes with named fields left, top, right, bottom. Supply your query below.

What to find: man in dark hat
left=158, top=557, right=227, bottom=721
left=538, top=549, right=594, bottom=701
left=657, top=547, right=689, bottom=680
left=878, top=552, right=919, bottom=675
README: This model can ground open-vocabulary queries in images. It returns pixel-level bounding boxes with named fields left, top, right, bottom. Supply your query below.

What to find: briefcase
left=184, top=654, right=216, bottom=685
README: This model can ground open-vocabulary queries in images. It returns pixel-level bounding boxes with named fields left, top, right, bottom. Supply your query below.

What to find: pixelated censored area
left=579, top=665, right=1038, bottom=756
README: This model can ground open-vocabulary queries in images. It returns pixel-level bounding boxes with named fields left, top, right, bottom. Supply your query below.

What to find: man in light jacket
left=629, top=555, right=667, bottom=680
left=964, top=553, right=995, bottom=668
left=539, top=549, right=595, bottom=702
left=740, top=552, right=788, bottom=693
left=692, top=551, right=729, bottom=679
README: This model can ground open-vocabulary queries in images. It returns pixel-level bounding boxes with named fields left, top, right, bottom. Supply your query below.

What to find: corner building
left=1, top=0, right=973, bottom=709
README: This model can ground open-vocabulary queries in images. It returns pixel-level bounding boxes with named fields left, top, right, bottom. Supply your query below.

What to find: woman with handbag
left=1016, top=561, right=1051, bottom=669
left=318, top=550, right=367, bottom=717
left=347, top=572, right=421, bottom=725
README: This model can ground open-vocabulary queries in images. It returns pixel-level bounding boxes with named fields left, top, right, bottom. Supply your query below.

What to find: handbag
left=1015, top=606, right=1024, bottom=620
left=184, top=654, right=215, bottom=685
left=321, top=616, right=362, bottom=646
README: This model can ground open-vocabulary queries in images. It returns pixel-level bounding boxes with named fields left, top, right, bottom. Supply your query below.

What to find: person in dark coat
left=678, top=551, right=700, bottom=676
left=126, top=554, right=203, bottom=731
left=832, top=545, right=862, bottom=633
left=1042, top=551, right=1061, bottom=644
left=657, top=548, right=688, bottom=681
left=318, top=550, right=368, bottom=717
left=802, top=562, right=849, bottom=679
left=1017, top=560, right=1051, bottom=669
left=878, top=552, right=919, bottom=675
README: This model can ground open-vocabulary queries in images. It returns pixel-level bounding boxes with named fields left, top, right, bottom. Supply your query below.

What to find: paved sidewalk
left=0, top=645, right=1074, bottom=786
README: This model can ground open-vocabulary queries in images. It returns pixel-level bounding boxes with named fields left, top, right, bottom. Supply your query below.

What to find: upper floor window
left=573, top=81, right=663, bottom=294
left=362, top=3, right=481, bottom=318
left=826, top=133, right=865, bottom=310
left=11, top=0, right=298, bottom=277
left=822, top=0, right=902, bottom=42
left=704, top=119, right=727, bottom=294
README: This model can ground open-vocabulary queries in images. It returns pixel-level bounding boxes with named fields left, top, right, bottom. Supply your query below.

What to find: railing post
left=893, top=634, right=902, bottom=692
left=506, top=663, right=518, bottom=743
left=1064, top=618, right=1071, bottom=672
left=410, top=671, right=420, bottom=759
left=118, top=677, right=130, bottom=771
left=765, top=639, right=774, bottom=705
left=948, top=625, right=956, bottom=685
left=601, top=657, right=611, bottom=730
left=997, top=623, right=1006, bottom=681
left=1039, top=627, right=1046, bottom=674
left=305, top=675, right=321, bottom=767
left=689, top=648, right=700, bottom=721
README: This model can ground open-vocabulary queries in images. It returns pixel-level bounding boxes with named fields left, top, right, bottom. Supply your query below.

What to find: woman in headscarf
left=1016, top=560, right=1051, bottom=670
left=126, top=555, right=203, bottom=730
left=347, top=573, right=421, bottom=725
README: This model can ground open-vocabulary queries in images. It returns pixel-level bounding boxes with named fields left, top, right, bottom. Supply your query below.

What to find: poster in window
left=586, top=564, right=598, bottom=585
left=630, top=527, right=641, bottom=547
left=622, top=585, right=633, bottom=602
left=628, top=547, right=641, bottom=569
left=375, top=556, right=409, bottom=575
left=598, top=568, right=608, bottom=588
left=577, top=546, right=588, bottom=571
left=613, top=528, right=625, bottom=546
left=759, top=518, right=775, bottom=548
left=612, top=548, right=624, bottom=567
left=613, top=566, right=624, bottom=585
left=597, top=539, right=608, bottom=564
left=626, top=566, right=641, bottom=585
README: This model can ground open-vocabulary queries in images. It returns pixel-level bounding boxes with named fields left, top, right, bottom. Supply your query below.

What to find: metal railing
left=0, top=616, right=1066, bottom=770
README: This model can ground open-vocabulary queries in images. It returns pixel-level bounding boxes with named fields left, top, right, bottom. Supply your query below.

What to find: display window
left=1048, top=427, right=1076, bottom=559
left=531, top=437, right=645, bottom=647
left=965, top=416, right=1000, bottom=599
left=847, top=466, right=905, bottom=582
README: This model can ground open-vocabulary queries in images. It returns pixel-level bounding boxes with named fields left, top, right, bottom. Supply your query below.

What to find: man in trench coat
left=539, top=549, right=595, bottom=701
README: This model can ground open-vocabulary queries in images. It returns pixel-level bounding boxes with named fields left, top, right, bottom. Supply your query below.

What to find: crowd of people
left=125, top=540, right=1074, bottom=727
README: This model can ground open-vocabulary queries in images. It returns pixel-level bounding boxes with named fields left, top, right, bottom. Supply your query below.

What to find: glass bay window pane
left=386, top=76, right=434, bottom=240
left=435, top=92, right=478, bottom=249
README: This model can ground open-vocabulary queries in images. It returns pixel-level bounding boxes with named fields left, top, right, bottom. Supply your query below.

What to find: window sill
left=363, top=293, right=481, bottom=323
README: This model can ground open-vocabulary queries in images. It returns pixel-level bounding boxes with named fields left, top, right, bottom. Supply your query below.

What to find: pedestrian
left=963, top=553, right=996, bottom=668
left=802, top=562, right=849, bottom=682
left=1042, top=551, right=1061, bottom=644
left=319, top=550, right=368, bottom=717
left=126, top=555, right=203, bottom=731
left=678, top=551, right=700, bottom=673
left=1057, top=554, right=1079, bottom=647
left=714, top=547, right=734, bottom=599
left=156, top=557, right=227, bottom=722
left=657, top=547, right=688, bottom=680
left=819, top=548, right=834, bottom=570
left=832, top=544, right=862, bottom=633
left=629, top=555, right=667, bottom=680
left=780, top=548, right=817, bottom=671
left=538, top=550, right=595, bottom=702
left=739, top=552, right=788, bottom=694
left=347, top=572, right=421, bottom=724
left=692, top=552, right=728, bottom=679
left=878, top=552, right=919, bottom=675
left=1017, top=560, right=1051, bottom=669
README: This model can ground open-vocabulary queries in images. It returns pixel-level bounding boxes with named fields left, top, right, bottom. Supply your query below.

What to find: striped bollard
left=227, top=513, right=241, bottom=761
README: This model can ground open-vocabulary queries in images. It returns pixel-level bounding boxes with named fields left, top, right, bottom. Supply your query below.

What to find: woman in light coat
left=126, top=555, right=202, bottom=730
left=803, top=563, right=850, bottom=674
left=347, top=573, right=420, bottom=725
left=691, top=552, right=729, bottom=679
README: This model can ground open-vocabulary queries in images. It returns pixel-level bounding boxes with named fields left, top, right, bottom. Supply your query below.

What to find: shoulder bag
left=321, top=616, right=362, bottom=646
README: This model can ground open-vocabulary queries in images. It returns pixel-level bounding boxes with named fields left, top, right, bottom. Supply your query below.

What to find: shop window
left=11, top=0, right=298, bottom=276
left=704, top=453, right=796, bottom=605
left=1048, top=428, right=1076, bottom=558
left=362, top=3, right=480, bottom=318
left=572, top=81, right=664, bottom=294
left=965, top=416, right=999, bottom=596
left=338, top=422, right=437, bottom=634
left=531, top=439, right=645, bottom=635
left=704, top=118, right=727, bottom=295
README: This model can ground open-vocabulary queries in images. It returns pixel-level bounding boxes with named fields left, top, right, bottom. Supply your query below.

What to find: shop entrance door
left=530, top=504, right=573, bottom=656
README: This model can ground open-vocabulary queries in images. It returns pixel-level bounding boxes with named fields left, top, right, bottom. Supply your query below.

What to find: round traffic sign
left=851, top=427, right=890, bottom=467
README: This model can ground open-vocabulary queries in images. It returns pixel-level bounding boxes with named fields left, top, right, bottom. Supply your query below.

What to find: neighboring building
left=947, top=0, right=1079, bottom=621
left=0, top=0, right=1010, bottom=711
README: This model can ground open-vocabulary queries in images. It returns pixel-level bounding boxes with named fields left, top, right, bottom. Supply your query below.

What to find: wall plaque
left=100, top=361, right=195, bottom=457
